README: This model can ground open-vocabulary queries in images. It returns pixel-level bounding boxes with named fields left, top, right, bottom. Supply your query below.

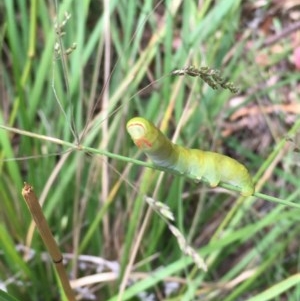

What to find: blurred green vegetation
left=1, top=0, right=300, bottom=300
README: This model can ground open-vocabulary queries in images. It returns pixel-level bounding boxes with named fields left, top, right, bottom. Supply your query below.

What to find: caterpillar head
left=126, top=117, right=159, bottom=150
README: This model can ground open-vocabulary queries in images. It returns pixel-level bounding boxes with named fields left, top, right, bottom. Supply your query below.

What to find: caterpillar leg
left=240, top=185, right=254, bottom=197
left=209, top=181, right=219, bottom=188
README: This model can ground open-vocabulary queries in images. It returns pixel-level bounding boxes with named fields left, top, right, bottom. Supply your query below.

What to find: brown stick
left=261, top=21, right=300, bottom=48
left=22, top=183, right=76, bottom=301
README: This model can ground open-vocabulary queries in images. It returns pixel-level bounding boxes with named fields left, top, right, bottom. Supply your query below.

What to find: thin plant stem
left=2, top=124, right=300, bottom=210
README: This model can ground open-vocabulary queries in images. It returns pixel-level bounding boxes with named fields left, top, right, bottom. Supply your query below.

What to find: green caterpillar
left=126, top=117, right=254, bottom=196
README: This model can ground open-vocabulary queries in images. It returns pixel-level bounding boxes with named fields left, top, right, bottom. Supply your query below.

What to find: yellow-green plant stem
left=212, top=117, right=300, bottom=240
